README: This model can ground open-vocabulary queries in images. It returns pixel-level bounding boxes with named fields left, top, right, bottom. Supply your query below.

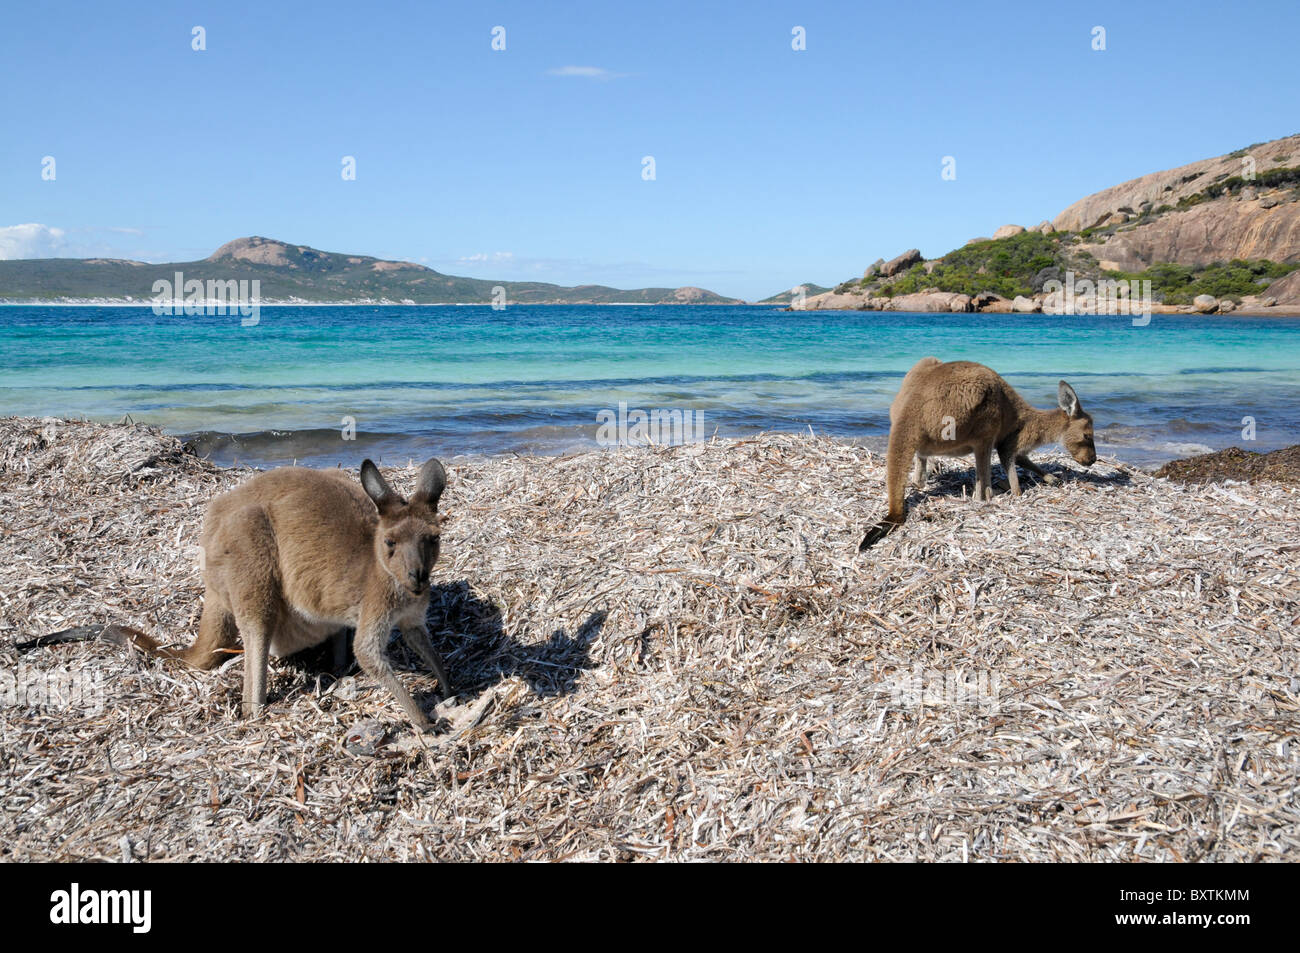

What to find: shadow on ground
left=284, top=579, right=605, bottom=707
left=859, top=458, right=1132, bottom=551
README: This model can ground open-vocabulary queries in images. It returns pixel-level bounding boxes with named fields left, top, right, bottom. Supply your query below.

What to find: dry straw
left=1, top=416, right=1297, bottom=861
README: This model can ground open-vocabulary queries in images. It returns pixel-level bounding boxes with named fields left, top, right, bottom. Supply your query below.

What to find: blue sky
left=1, top=0, right=1297, bottom=300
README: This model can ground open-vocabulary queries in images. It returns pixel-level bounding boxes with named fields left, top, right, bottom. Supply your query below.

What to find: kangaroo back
left=202, top=467, right=376, bottom=624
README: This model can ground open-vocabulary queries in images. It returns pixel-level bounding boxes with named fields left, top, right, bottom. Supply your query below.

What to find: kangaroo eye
left=385, top=539, right=396, bottom=550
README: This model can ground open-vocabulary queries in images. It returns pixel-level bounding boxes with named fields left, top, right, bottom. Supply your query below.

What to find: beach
left=3, top=416, right=1297, bottom=861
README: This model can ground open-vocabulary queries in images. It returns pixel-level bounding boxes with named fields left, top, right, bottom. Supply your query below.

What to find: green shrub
left=1104, top=258, right=1299, bottom=304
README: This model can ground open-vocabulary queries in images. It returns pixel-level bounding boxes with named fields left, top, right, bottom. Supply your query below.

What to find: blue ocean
left=2, top=305, right=1298, bottom=469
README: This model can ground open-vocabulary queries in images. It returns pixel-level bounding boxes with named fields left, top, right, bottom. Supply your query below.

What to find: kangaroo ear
left=412, top=458, right=447, bottom=508
left=1058, top=381, right=1081, bottom=418
left=360, top=459, right=400, bottom=513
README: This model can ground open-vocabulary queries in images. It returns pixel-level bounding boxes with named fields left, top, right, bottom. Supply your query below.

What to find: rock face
left=208, top=236, right=295, bottom=266
left=1075, top=194, right=1300, bottom=271
left=993, top=224, right=1026, bottom=239
left=1033, top=220, right=1056, bottom=234
left=1012, top=295, right=1039, bottom=313
left=863, top=258, right=885, bottom=280
left=793, top=290, right=973, bottom=313
left=880, top=249, right=923, bottom=277
left=1262, top=269, right=1300, bottom=305
left=885, top=292, right=971, bottom=313
left=792, top=291, right=867, bottom=311
left=1053, top=135, right=1300, bottom=232
left=671, top=286, right=717, bottom=302
left=1193, top=294, right=1219, bottom=313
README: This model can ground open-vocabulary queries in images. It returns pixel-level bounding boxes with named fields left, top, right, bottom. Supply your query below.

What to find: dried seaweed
left=1, top=416, right=1296, bottom=861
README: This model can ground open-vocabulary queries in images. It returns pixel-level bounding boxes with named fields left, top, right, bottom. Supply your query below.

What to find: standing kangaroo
left=859, top=357, right=1096, bottom=550
left=23, top=459, right=453, bottom=732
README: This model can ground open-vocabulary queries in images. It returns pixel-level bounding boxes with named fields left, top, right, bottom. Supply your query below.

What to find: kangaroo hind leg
left=211, top=504, right=281, bottom=718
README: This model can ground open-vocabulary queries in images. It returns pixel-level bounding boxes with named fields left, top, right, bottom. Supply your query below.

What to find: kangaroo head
left=1057, top=381, right=1096, bottom=467
left=359, top=458, right=447, bottom=596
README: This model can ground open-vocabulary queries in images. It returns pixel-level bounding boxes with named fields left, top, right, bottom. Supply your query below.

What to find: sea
left=2, top=304, right=1298, bottom=469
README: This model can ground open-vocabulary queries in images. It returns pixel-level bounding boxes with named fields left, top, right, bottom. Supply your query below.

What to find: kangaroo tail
left=16, top=624, right=179, bottom=659
left=859, top=429, right=912, bottom=552
left=859, top=518, right=902, bottom=551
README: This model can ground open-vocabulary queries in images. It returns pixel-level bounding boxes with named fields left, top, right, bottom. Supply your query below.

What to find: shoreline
left=6, top=299, right=1300, bottom=316
left=0, top=300, right=754, bottom=308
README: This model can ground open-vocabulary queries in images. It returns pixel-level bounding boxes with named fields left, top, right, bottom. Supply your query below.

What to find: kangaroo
left=859, top=357, right=1096, bottom=550
left=21, top=458, right=453, bottom=732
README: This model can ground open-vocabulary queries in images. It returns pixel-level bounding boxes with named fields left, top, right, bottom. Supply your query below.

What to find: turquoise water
left=2, top=305, right=1298, bottom=468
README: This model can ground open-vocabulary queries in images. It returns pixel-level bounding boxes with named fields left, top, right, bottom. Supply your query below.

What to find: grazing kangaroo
left=22, top=459, right=453, bottom=732
left=859, top=357, right=1096, bottom=550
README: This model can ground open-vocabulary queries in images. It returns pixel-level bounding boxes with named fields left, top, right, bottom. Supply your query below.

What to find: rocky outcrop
left=862, top=258, right=885, bottom=280
left=1053, top=134, right=1300, bottom=232
left=1193, top=294, right=1219, bottom=313
left=1076, top=191, right=1300, bottom=271
left=792, top=289, right=972, bottom=312
left=884, top=292, right=971, bottom=312
left=880, top=249, right=922, bottom=277
left=792, top=291, right=867, bottom=311
left=1261, top=269, right=1300, bottom=305
left=801, top=135, right=1300, bottom=315
left=208, top=236, right=295, bottom=266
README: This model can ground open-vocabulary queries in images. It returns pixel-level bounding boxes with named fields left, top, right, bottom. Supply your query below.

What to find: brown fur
left=28, top=459, right=452, bottom=732
left=860, top=358, right=1096, bottom=550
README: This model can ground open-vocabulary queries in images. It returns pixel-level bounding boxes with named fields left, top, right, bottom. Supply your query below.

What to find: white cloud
left=457, top=251, right=515, bottom=265
left=546, top=65, right=625, bottom=80
left=0, top=223, right=167, bottom=261
left=0, top=223, right=67, bottom=259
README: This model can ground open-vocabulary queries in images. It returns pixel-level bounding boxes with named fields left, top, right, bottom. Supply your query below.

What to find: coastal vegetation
left=836, top=230, right=1298, bottom=306
left=1103, top=258, right=1299, bottom=305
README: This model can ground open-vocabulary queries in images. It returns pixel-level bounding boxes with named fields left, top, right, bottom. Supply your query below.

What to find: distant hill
left=0, top=236, right=744, bottom=305
left=758, top=282, right=831, bottom=305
